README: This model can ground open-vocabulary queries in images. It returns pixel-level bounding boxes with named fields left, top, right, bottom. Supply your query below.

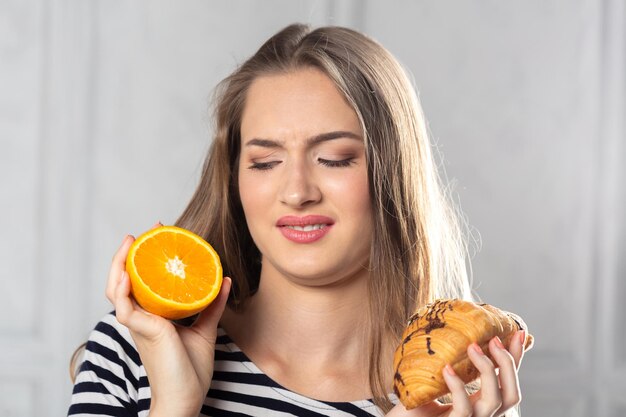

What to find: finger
left=192, top=277, right=232, bottom=338
left=509, top=330, right=526, bottom=370
left=489, top=336, right=521, bottom=413
left=113, top=271, right=160, bottom=336
left=442, top=364, right=473, bottom=417
left=106, top=224, right=159, bottom=303
left=106, top=235, right=134, bottom=303
left=113, top=271, right=136, bottom=324
left=467, top=343, right=502, bottom=416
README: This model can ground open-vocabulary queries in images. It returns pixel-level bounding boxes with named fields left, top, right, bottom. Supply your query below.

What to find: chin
left=278, top=263, right=369, bottom=288
left=260, top=249, right=370, bottom=287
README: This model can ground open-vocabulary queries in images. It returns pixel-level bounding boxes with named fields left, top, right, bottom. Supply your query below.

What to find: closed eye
left=318, top=158, right=355, bottom=168
left=248, top=161, right=282, bottom=170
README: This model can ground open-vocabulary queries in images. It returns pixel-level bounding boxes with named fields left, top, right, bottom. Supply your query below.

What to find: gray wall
left=1, top=1, right=624, bottom=416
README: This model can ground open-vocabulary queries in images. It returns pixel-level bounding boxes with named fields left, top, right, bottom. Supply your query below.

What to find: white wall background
left=0, top=1, right=624, bottom=416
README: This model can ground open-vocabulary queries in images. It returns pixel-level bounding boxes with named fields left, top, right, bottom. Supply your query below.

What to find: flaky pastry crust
left=393, top=299, right=534, bottom=409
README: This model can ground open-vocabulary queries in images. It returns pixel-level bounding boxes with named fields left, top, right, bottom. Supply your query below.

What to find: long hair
left=175, top=24, right=473, bottom=412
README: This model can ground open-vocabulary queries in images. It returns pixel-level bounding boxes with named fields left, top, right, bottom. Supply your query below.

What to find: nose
left=278, top=160, right=322, bottom=208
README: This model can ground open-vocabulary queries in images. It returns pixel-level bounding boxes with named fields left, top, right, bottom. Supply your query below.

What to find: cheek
left=238, top=170, right=272, bottom=219
left=238, top=173, right=256, bottom=214
left=327, top=169, right=372, bottom=218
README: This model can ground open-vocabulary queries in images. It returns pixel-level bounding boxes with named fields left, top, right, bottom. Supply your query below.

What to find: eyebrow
left=244, top=130, right=362, bottom=148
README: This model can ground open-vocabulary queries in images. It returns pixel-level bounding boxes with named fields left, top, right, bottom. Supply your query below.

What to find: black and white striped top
left=68, top=313, right=392, bottom=416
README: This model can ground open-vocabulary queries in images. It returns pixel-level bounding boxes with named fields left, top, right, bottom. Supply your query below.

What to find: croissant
left=393, top=299, right=534, bottom=409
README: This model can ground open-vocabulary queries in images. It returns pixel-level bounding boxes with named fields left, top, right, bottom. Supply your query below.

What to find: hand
left=105, top=225, right=231, bottom=417
left=386, top=331, right=527, bottom=417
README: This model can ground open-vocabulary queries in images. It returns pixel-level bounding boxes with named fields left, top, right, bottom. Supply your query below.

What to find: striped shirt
left=68, top=313, right=391, bottom=416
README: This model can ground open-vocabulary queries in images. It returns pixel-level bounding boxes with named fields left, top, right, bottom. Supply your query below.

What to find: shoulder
left=83, top=312, right=143, bottom=371
left=68, top=313, right=150, bottom=416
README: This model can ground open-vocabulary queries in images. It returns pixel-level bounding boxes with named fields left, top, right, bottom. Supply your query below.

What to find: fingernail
left=444, top=364, right=456, bottom=376
left=519, top=330, right=526, bottom=345
left=471, top=343, right=484, bottom=355
left=493, top=336, right=505, bottom=350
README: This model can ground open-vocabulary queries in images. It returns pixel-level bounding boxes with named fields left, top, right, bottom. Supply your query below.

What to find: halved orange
left=125, top=225, right=223, bottom=320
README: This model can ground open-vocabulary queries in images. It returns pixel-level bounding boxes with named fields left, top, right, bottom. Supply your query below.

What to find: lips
left=276, top=215, right=334, bottom=227
left=276, top=215, right=334, bottom=243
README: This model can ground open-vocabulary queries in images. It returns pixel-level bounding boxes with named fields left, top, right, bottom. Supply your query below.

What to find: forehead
left=240, top=68, right=361, bottom=139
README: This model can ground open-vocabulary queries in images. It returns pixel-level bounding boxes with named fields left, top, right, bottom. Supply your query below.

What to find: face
left=238, top=67, right=373, bottom=287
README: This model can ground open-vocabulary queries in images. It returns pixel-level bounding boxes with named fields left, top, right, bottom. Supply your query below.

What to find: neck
left=230, top=264, right=370, bottom=365
left=220, top=263, right=376, bottom=400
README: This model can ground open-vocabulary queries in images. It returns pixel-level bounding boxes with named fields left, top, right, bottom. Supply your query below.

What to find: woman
left=68, top=24, right=526, bottom=417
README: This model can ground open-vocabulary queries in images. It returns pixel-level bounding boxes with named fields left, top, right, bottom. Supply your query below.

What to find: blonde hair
left=176, top=24, right=472, bottom=412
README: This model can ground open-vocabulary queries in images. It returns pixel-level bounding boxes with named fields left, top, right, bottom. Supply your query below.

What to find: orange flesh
left=132, top=231, right=218, bottom=303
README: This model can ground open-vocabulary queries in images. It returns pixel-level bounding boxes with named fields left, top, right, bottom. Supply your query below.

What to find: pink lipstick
left=276, top=215, right=334, bottom=244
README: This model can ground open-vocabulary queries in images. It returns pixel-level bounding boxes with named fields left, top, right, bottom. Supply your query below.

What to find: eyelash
left=247, top=158, right=354, bottom=170
left=248, top=161, right=280, bottom=170
left=318, top=158, right=354, bottom=168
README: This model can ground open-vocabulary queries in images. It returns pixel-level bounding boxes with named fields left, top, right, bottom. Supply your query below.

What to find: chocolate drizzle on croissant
left=393, top=299, right=534, bottom=409
left=401, top=300, right=450, bottom=356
